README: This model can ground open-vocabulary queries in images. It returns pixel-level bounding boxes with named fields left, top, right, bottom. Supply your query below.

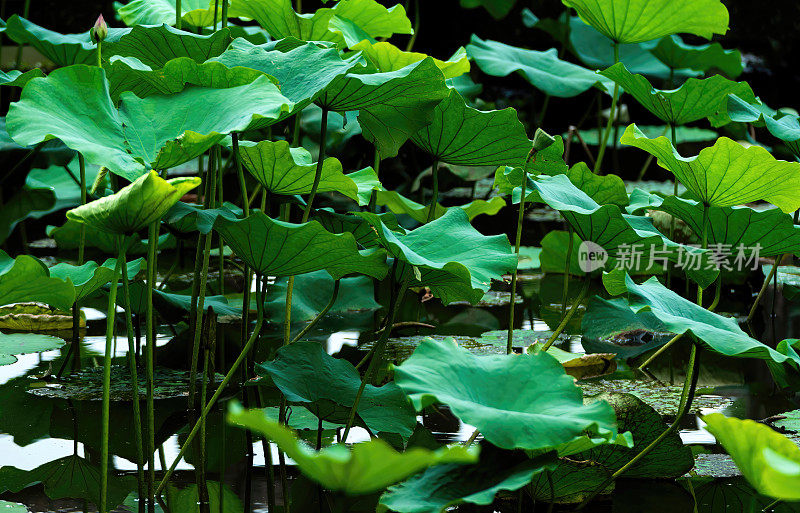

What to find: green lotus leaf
left=0, top=68, right=43, bottom=88
left=702, top=413, right=800, bottom=501
left=0, top=455, right=133, bottom=509
left=373, top=189, right=506, bottom=224
left=25, top=157, right=105, bottom=215
left=0, top=501, right=29, bottom=513
left=210, top=38, right=363, bottom=110
left=7, top=65, right=294, bottom=181
left=524, top=11, right=695, bottom=80
left=163, top=202, right=241, bottom=234
left=612, top=274, right=800, bottom=374
left=393, top=337, right=618, bottom=450
left=228, top=0, right=412, bottom=46
left=628, top=191, right=800, bottom=259
left=727, top=94, right=800, bottom=157
left=377, top=446, right=557, bottom=513
left=161, top=482, right=243, bottom=513
left=107, top=23, right=231, bottom=69
left=620, top=123, right=800, bottom=213
left=643, top=35, right=743, bottom=77
left=562, top=0, right=729, bottom=44
left=350, top=40, right=469, bottom=80
left=46, top=221, right=161, bottom=255
left=238, top=140, right=377, bottom=205
left=117, top=0, right=221, bottom=27
left=599, top=63, right=754, bottom=125
left=539, top=231, right=584, bottom=276
left=459, top=0, right=516, bottom=19
left=0, top=185, right=55, bottom=245
left=410, top=88, right=530, bottom=167
left=527, top=174, right=718, bottom=287
left=263, top=270, right=380, bottom=322
left=2, top=15, right=130, bottom=66
left=318, top=58, right=449, bottom=159
left=118, top=282, right=240, bottom=319
left=67, top=171, right=200, bottom=235
left=575, top=124, right=718, bottom=147
left=581, top=296, right=672, bottom=359
left=466, top=35, right=614, bottom=97
left=357, top=209, right=516, bottom=304
left=50, top=258, right=144, bottom=302
left=315, top=209, right=404, bottom=249
left=227, top=403, right=478, bottom=495
left=214, top=211, right=388, bottom=280
left=0, top=331, right=65, bottom=366
left=255, top=341, right=416, bottom=438
left=0, top=252, right=75, bottom=309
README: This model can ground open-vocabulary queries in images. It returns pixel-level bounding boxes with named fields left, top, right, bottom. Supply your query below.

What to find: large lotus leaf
left=315, top=209, right=404, bottom=249
left=350, top=40, right=469, bottom=80
left=393, top=337, right=618, bottom=450
left=373, top=189, right=505, bottom=224
left=50, top=258, right=144, bottom=302
left=1, top=15, right=131, bottom=66
left=581, top=296, right=672, bottom=359
left=0, top=185, right=55, bottom=245
left=228, top=0, right=412, bottom=45
left=562, top=0, right=729, bottom=44
left=210, top=38, right=363, bottom=110
left=108, top=24, right=232, bottom=69
left=466, top=35, right=613, bottom=97
left=377, top=446, right=557, bottom=513
left=600, top=63, right=754, bottom=125
left=7, top=65, right=293, bottom=181
left=0, top=331, right=65, bottom=366
left=118, top=282, right=240, bottom=319
left=0, top=68, right=43, bottom=88
left=0, top=252, right=74, bottom=309
left=643, top=35, right=743, bottom=77
left=620, top=124, right=800, bottom=213
left=67, top=171, right=200, bottom=235
left=162, top=202, right=241, bottom=234
left=576, top=124, right=717, bottom=147
left=46, top=221, right=157, bottom=255
left=318, top=58, right=449, bottom=159
left=524, top=11, right=693, bottom=80
left=727, top=94, right=800, bottom=157
left=409, top=88, right=530, bottom=167
left=263, top=270, right=380, bottom=322
left=255, top=341, right=416, bottom=438
left=117, top=0, right=220, bottom=27
left=0, top=455, right=133, bottom=509
left=703, top=413, right=800, bottom=501
left=238, top=140, right=376, bottom=204
left=227, top=403, right=478, bottom=495
left=161, top=482, right=243, bottom=513
left=615, top=274, right=800, bottom=374
left=25, top=157, right=104, bottom=215
left=628, top=192, right=800, bottom=259
left=528, top=174, right=717, bottom=287
left=357, top=209, right=516, bottom=305
left=215, top=211, right=388, bottom=280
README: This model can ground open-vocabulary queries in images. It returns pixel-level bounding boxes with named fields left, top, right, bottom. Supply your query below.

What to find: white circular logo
left=578, top=241, right=608, bottom=273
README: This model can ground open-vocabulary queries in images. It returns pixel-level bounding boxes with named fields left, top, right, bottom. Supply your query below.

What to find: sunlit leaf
left=0, top=251, right=75, bottom=309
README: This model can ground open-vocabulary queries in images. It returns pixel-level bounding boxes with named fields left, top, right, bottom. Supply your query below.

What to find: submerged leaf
left=393, top=337, right=618, bottom=450
left=228, top=403, right=478, bottom=495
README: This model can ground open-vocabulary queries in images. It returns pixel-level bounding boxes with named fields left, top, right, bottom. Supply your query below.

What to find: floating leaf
left=67, top=171, right=201, bottom=235
left=643, top=35, right=743, bottom=77
left=620, top=123, right=800, bottom=213
left=228, top=403, right=478, bottom=495
left=562, top=0, right=729, bottom=44
left=529, top=343, right=617, bottom=380
left=255, top=341, right=416, bottom=438
left=215, top=211, right=388, bottom=279
left=0, top=331, right=65, bottom=366
left=358, top=209, right=516, bottom=304
left=703, top=413, right=800, bottom=501
left=0, top=501, right=28, bottom=513
left=7, top=65, right=293, bottom=181
left=0, top=252, right=74, bottom=310
left=466, top=35, right=613, bottom=97
left=600, top=63, right=753, bottom=125
left=393, top=337, right=618, bottom=450
left=0, top=303, right=80, bottom=332
left=410, top=88, right=530, bottom=167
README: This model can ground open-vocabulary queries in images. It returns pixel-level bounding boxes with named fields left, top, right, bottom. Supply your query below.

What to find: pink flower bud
left=90, top=14, right=108, bottom=44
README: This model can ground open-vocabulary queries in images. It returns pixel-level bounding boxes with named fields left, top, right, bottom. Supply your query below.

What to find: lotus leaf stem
left=638, top=332, right=683, bottom=371
left=542, top=277, right=589, bottom=351
left=302, top=107, right=329, bottom=223
left=426, top=159, right=440, bottom=223
left=748, top=256, right=782, bottom=327
left=290, top=280, right=341, bottom=344
left=145, top=222, right=158, bottom=512
left=593, top=42, right=619, bottom=174
left=561, top=225, right=574, bottom=319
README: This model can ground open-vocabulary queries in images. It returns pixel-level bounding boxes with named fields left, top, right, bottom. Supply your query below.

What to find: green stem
left=708, top=275, right=722, bottom=312
left=301, top=107, right=329, bottom=223
left=121, top=255, right=146, bottom=505
left=593, top=42, right=619, bottom=174
left=697, top=203, right=709, bottom=306
left=283, top=276, right=295, bottom=345
left=145, top=222, right=158, bottom=512
left=747, top=256, right=782, bottom=325
left=78, top=155, right=87, bottom=265
left=507, top=153, right=530, bottom=355
left=290, top=280, right=340, bottom=344
left=426, top=159, right=440, bottom=223
left=542, top=276, right=589, bottom=351
left=176, top=0, right=182, bottom=29
left=369, top=149, right=380, bottom=213
left=638, top=332, right=683, bottom=371
left=100, top=241, right=124, bottom=513
left=96, top=40, right=102, bottom=68
left=404, top=0, right=419, bottom=52
left=155, top=275, right=266, bottom=496
left=561, top=226, right=574, bottom=319
left=13, top=0, right=30, bottom=69
left=221, top=0, right=228, bottom=28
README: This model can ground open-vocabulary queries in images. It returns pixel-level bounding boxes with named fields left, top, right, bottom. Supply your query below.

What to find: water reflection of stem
left=542, top=277, right=589, bottom=351
left=100, top=240, right=124, bottom=513
left=578, top=344, right=700, bottom=510
left=121, top=256, right=146, bottom=507
left=155, top=275, right=266, bottom=496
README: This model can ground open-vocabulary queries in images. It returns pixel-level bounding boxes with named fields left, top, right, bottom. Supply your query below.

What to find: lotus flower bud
left=90, top=14, right=107, bottom=44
